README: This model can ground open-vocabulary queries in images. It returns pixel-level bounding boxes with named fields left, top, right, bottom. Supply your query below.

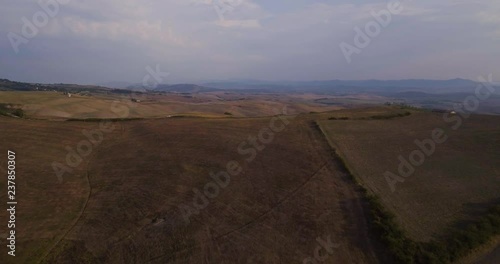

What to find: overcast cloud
left=1, top=0, right=499, bottom=84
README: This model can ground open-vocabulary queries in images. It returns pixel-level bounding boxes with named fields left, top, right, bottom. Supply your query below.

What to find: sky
left=0, top=0, right=499, bottom=85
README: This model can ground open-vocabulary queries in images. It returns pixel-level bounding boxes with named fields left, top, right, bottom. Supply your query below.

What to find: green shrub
left=370, top=112, right=411, bottom=120
left=12, top=108, right=24, bottom=118
left=0, top=104, right=24, bottom=118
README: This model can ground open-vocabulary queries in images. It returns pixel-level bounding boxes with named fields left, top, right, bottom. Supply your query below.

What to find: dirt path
left=146, top=162, right=330, bottom=263
left=38, top=122, right=125, bottom=263
left=475, top=244, right=500, bottom=264
left=37, top=158, right=94, bottom=263
left=306, top=121, right=384, bottom=263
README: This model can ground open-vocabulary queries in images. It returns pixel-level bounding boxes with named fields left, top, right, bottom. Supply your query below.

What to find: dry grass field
left=317, top=107, right=500, bottom=261
left=0, top=112, right=387, bottom=263
left=0, top=118, right=96, bottom=263
left=0, top=91, right=342, bottom=119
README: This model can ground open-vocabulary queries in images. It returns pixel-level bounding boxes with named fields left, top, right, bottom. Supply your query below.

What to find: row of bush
left=328, top=117, right=350, bottom=120
left=369, top=111, right=411, bottom=120
left=346, top=159, right=499, bottom=264
left=328, top=111, right=411, bottom=121
left=422, top=205, right=500, bottom=263
left=66, top=117, right=144, bottom=122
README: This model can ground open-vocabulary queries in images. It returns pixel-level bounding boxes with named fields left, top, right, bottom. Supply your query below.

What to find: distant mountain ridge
left=1, top=78, right=498, bottom=95
left=1, top=77, right=498, bottom=114
left=202, top=78, right=479, bottom=91
left=154, top=84, right=219, bottom=93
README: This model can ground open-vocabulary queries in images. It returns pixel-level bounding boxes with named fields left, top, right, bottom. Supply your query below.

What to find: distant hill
left=0, top=79, right=112, bottom=92
left=154, top=84, right=219, bottom=93
left=0, top=79, right=139, bottom=94
left=2, top=78, right=498, bottom=96
left=294, top=78, right=478, bottom=88
left=97, top=81, right=135, bottom=89
left=203, top=78, right=482, bottom=94
left=0, top=79, right=34, bottom=91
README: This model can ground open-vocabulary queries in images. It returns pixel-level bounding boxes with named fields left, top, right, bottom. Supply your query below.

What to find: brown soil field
left=0, top=112, right=386, bottom=263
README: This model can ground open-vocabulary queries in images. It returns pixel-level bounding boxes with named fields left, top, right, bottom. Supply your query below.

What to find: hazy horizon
left=1, top=77, right=494, bottom=88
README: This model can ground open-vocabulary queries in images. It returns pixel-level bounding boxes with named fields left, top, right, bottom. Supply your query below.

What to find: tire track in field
left=312, top=120, right=382, bottom=263
left=38, top=157, right=94, bottom=264
left=38, top=122, right=125, bottom=263
left=145, top=162, right=329, bottom=263
left=145, top=120, right=332, bottom=263
left=213, top=162, right=329, bottom=240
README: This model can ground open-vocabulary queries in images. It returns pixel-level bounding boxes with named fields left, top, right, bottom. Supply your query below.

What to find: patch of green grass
left=0, top=103, right=25, bottom=118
